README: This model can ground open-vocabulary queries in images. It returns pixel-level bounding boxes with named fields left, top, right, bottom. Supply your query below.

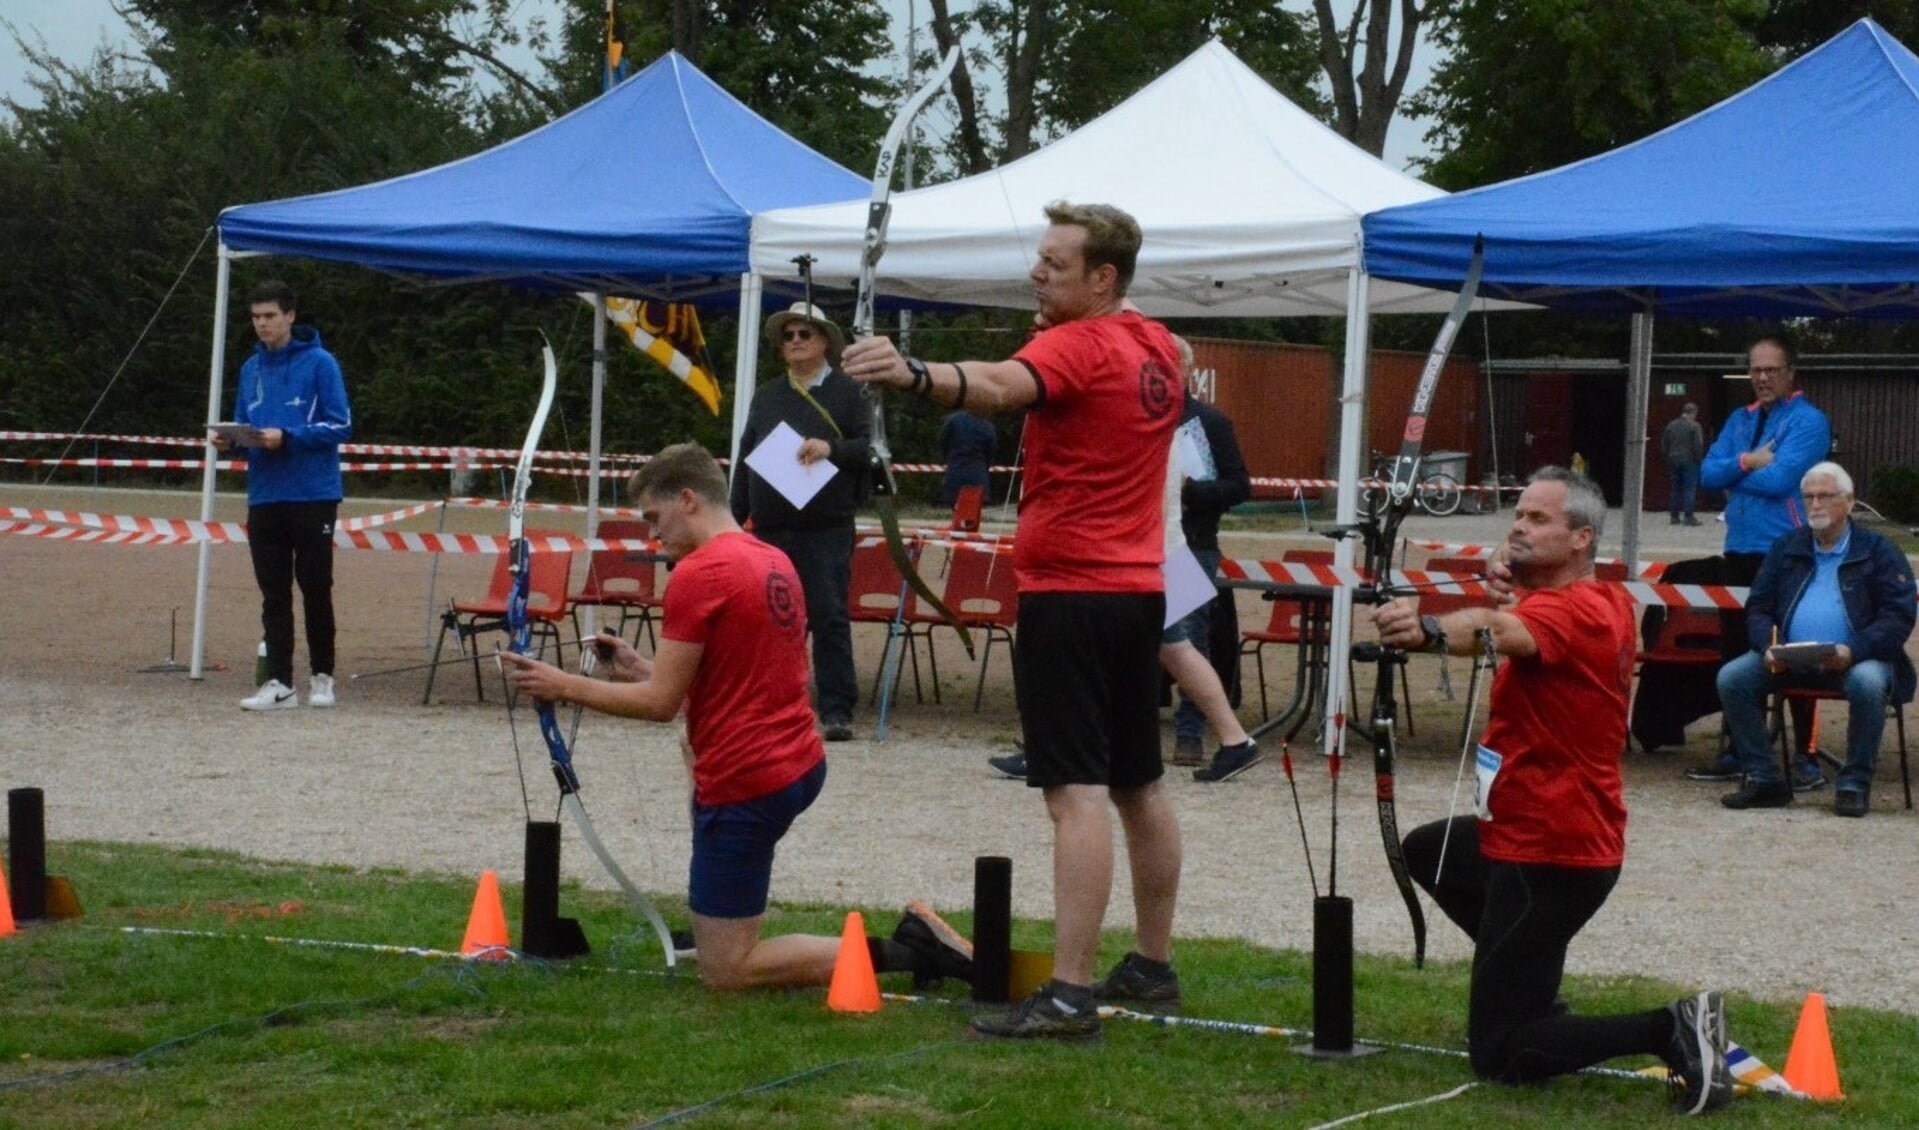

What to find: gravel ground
left=4, top=484, right=1916, bottom=1019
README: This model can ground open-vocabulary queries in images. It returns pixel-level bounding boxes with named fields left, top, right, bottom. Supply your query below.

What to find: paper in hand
left=1162, top=543, right=1217, bottom=629
left=742, top=421, right=838, bottom=510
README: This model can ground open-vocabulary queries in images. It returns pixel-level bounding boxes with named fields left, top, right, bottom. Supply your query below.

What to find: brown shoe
left=1171, top=736, right=1206, bottom=767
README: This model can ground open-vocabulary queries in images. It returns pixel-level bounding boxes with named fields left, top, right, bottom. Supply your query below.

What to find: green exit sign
left=1663, top=382, right=1687, bottom=396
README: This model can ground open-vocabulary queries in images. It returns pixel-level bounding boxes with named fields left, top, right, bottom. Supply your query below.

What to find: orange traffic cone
left=0, top=857, right=16, bottom=939
left=1782, top=992, right=1844, bottom=1102
left=460, top=870, right=512, bottom=960
left=826, top=911, right=881, bottom=1013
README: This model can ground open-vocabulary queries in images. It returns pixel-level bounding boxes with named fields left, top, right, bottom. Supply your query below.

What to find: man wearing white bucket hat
left=729, top=301, right=870, bottom=742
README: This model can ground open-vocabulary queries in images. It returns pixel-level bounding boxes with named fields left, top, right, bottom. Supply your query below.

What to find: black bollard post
left=972, top=856, right=1012, bottom=1003
left=7, top=788, right=48, bottom=922
left=1296, top=895, right=1380, bottom=1058
left=520, top=821, right=588, bottom=959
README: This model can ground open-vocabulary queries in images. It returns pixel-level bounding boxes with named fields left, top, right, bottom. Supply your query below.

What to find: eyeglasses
left=781, top=328, right=817, bottom=342
left=1802, top=492, right=1846, bottom=505
left=1749, top=364, right=1790, bottom=377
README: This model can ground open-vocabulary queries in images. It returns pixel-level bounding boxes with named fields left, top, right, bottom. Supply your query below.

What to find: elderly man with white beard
left=1716, top=461, right=1917, bottom=816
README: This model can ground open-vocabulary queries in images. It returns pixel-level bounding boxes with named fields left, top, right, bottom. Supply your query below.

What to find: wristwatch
left=904, top=356, right=930, bottom=395
left=1418, top=614, right=1448, bottom=654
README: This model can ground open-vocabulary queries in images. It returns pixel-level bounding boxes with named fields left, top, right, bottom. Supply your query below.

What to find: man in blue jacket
left=1687, top=334, right=1832, bottom=784
left=210, top=280, right=353, bottom=710
left=1718, top=462, right=1916, bottom=816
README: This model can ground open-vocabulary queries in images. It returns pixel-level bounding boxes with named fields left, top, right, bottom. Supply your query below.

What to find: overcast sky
left=2, top=0, right=1431, bottom=169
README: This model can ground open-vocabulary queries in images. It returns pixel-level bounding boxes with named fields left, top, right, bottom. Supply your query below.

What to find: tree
left=1307, top=0, right=1430, bottom=156
left=928, top=0, right=1323, bottom=176
left=1412, top=0, right=1774, bottom=190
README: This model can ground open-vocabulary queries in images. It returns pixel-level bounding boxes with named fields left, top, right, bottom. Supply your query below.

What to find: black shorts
left=1014, top=591, right=1165, bottom=790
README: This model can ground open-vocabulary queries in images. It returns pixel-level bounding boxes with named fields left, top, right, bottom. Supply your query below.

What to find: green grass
left=0, top=842, right=1898, bottom=1128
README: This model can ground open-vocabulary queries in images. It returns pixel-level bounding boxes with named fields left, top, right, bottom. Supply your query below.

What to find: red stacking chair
left=1239, top=548, right=1334, bottom=722
left=426, top=532, right=572, bottom=704
left=949, top=484, right=984, bottom=532
left=570, top=519, right=666, bottom=651
left=848, top=536, right=928, bottom=705
left=905, top=541, right=1018, bottom=711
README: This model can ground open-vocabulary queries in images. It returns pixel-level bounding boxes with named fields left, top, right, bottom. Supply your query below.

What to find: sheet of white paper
left=1174, top=420, right=1209, bottom=482
left=1162, top=543, right=1215, bottom=629
left=743, top=421, right=838, bottom=511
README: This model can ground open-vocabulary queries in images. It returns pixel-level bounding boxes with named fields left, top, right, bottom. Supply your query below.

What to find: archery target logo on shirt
left=765, top=570, right=801, bottom=636
left=1139, top=359, right=1176, bottom=420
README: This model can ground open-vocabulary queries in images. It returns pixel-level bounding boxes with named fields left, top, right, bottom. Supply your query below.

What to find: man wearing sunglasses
left=1717, top=462, right=1915, bottom=817
left=730, top=302, right=871, bottom=743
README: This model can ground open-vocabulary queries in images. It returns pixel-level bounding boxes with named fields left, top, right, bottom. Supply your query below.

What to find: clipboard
left=1772, top=642, right=1836, bottom=674
left=210, top=422, right=267, bottom=448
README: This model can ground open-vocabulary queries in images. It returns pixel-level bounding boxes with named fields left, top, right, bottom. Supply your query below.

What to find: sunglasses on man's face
left=782, top=327, right=817, bottom=342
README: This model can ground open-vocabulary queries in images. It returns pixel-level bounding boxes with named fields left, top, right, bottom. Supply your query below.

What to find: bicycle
left=1357, top=451, right=1464, bottom=518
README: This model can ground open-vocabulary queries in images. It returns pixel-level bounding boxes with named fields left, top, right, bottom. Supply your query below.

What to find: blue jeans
left=1718, top=651, right=1892, bottom=792
left=1667, top=461, right=1698, bottom=520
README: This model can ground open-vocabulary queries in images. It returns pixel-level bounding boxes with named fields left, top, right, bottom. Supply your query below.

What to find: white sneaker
left=307, top=673, right=337, bottom=708
left=240, top=679, right=298, bottom=711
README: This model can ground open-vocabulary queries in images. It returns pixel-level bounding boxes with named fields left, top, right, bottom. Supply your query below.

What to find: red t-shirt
left=663, top=531, right=824, bottom=806
left=1476, top=580, right=1638, bottom=868
left=1010, top=312, right=1183, bottom=593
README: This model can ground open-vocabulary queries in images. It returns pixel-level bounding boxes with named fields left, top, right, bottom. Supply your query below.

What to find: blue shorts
left=687, top=760, right=826, bottom=919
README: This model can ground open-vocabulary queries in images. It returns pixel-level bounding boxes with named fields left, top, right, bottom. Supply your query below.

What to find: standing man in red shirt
left=842, top=202, right=1185, bottom=1041
left=503, top=444, right=968, bottom=992
left=1373, top=468, right=1732, bottom=1115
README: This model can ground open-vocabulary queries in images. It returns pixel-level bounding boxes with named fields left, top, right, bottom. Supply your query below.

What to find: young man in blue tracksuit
left=210, top=280, right=353, bottom=710
left=1688, top=334, right=1832, bottom=783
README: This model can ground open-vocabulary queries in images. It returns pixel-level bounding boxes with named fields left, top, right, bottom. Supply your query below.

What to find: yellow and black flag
left=594, top=297, right=723, bottom=415
left=604, top=1, right=633, bottom=90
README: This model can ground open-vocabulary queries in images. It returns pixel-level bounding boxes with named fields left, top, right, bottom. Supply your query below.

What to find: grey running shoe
left=970, top=984, right=1101, bottom=1042
left=1665, top=991, right=1732, bottom=1115
left=987, top=752, right=1027, bottom=779
left=1192, top=740, right=1262, bottom=783
left=1683, top=753, right=1741, bottom=782
left=893, top=901, right=974, bottom=988
left=1091, top=951, right=1181, bottom=1015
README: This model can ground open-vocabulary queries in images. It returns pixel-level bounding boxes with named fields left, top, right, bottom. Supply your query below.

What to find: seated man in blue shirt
left=1718, top=462, right=1917, bottom=816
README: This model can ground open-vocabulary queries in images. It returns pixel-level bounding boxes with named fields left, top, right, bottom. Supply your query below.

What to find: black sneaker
left=1664, top=991, right=1732, bottom=1115
left=892, top=901, right=974, bottom=987
left=1790, top=756, right=1827, bottom=793
left=988, top=752, right=1027, bottom=779
left=1683, top=753, right=1742, bottom=782
left=822, top=721, right=855, bottom=742
left=970, top=983, right=1101, bottom=1042
left=1091, top=952, right=1181, bottom=1015
left=1721, top=779, right=1792, bottom=809
left=1192, top=739, right=1262, bottom=782
left=1834, top=787, right=1870, bottom=818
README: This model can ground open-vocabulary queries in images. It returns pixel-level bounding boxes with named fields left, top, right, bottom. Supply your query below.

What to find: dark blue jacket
left=1699, top=392, right=1829, bottom=554
left=233, top=325, right=352, bottom=505
left=1747, top=523, right=1917, bottom=704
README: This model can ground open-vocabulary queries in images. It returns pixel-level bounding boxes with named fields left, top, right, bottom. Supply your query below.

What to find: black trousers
left=1404, top=817, right=1673, bottom=1083
left=757, top=525, right=857, bottom=725
left=247, top=501, right=338, bottom=685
